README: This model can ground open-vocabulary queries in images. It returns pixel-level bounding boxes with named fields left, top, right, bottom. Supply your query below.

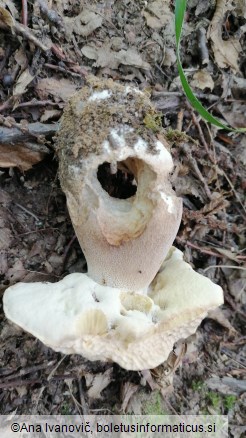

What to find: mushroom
left=57, top=76, right=182, bottom=290
left=3, top=247, right=223, bottom=370
left=3, top=77, right=224, bottom=370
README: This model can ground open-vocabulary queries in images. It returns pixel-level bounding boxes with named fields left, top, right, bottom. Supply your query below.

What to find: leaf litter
left=0, top=0, right=245, bottom=431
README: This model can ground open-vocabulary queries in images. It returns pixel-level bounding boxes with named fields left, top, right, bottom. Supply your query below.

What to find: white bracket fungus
left=3, top=77, right=224, bottom=370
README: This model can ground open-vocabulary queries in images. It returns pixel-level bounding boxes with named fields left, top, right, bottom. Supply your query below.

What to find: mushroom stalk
left=57, top=76, right=182, bottom=290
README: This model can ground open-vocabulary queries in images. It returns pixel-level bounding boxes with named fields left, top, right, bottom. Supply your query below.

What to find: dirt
left=0, top=1, right=245, bottom=436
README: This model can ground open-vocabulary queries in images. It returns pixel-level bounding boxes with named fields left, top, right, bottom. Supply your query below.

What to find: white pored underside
left=3, top=248, right=223, bottom=370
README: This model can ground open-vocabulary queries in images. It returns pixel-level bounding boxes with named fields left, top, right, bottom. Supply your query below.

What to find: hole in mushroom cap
left=97, top=160, right=137, bottom=199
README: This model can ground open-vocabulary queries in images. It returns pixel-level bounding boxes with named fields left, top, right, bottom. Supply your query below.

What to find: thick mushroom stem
left=57, top=77, right=182, bottom=291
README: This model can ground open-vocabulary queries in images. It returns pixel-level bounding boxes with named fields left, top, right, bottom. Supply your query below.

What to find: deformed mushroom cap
left=3, top=247, right=223, bottom=370
left=57, top=77, right=182, bottom=290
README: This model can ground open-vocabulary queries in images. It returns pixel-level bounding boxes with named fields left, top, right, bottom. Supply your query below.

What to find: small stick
left=0, top=361, right=56, bottom=382
left=22, top=0, right=28, bottom=26
left=14, top=21, right=49, bottom=52
left=152, top=90, right=220, bottom=103
left=222, top=170, right=246, bottom=216
left=176, top=108, right=184, bottom=132
left=78, top=378, right=89, bottom=415
left=44, top=62, right=83, bottom=78
left=180, top=143, right=212, bottom=199
left=191, top=110, right=214, bottom=162
left=16, top=99, right=62, bottom=109
left=203, top=265, right=246, bottom=273
left=198, top=27, right=209, bottom=65
left=14, top=202, right=41, bottom=222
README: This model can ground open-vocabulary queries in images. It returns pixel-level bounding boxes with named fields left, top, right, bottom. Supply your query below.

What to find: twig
left=0, top=121, right=59, bottom=145
left=176, top=108, right=184, bottom=132
left=0, top=97, right=14, bottom=113
left=14, top=21, right=49, bottom=52
left=44, top=63, right=82, bottom=78
left=78, top=378, right=89, bottom=415
left=191, top=110, right=214, bottom=161
left=22, top=0, right=28, bottom=26
left=0, top=361, right=56, bottom=382
left=33, top=355, right=67, bottom=413
left=66, top=380, right=83, bottom=415
left=198, top=27, right=209, bottom=65
left=186, top=241, right=225, bottom=259
left=14, top=202, right=41, bottom=222
left=62, top=235, right=77, bottom=270
left=16, top=100, right=63, bottom=109
left=203, top=265, right=246, bottom=273
left=0, top=45, right=11, bottom=73
left=222, top=170, right=246, bottom=216
left=0, top=378, right=41, bottom=389
left=152, top=90, right=220, bottom=103
left=0, top=374, right=75, bottom=390
left=180, top=143, right=212, bottom=199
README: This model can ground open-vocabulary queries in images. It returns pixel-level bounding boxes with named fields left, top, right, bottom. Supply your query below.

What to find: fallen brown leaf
left=0, top=143, right=46, bottom=171
left=13, top=69, right=34, bottom=96
left=86, top=368, right=113, bottom=399
left=121, top=381, right=139, bottom=413
left=36, top=78, right=78, bottom=102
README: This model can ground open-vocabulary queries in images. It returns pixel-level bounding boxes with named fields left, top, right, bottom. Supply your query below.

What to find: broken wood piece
left=0, top=122, right=58, bottom=170
left=0, top=143, right=47, bottom=171
left=0, top=122, right=59, bottom=145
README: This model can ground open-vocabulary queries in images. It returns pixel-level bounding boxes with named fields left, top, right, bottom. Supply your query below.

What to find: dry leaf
left=190, top=70, right=214, bottom=91
left=36, top=78, right=77, bottom=102
left=0, top=227, right=12, bottom=250
left=0, top=252, right=8, bottom=275
left=143, top=0, right=173, bottom=30
left=14, top=47, right=28, bottom=68
left=64, top=8, right=103, bottom=39
left=86, top=368, right=112, bottom=399
left=0, top=190, right=11, bottom=205
left=208, top=308, right=237, bottom=334
left=174, top=175, right=206, bottom=202
left=0, top=5, right=14, bottom=27
left=6, top=259, right=26, bottom=283
left=121, top=382, right=139, bottom=413
left=217, top=102, right=246, bottom=129
left=206, top=376, right=246, bottom=395
left=215, top=247, right=240, bottom=262
left=82, top=44, right=150, bottom=70
left=13, top=69, right=34, bottom=96
left=0, top=144, right=46, bottom=171
left=234, top=136, right=246, bottom=166
left=40, top=109, right=61, bottom=122
left=208, top=2, right=242, bottom=72
left=235, top=0, right=246, bottom=18
left=0, top=0, right=18, bottom=18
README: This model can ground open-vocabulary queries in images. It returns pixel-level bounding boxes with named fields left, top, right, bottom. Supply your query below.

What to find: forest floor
left=0, top=1, right=245, bottom=437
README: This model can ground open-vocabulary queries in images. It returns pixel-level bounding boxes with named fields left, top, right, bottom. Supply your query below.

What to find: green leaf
left=175, top=0, right=246, bottom=132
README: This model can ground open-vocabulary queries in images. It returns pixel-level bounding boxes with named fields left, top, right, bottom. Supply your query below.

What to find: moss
left=165, top=128, right=188, bottom=143
left=205, top=391, right=237, bottom=414
left=141, top=391, right=168, bottom=415
left=206, top=391, right=221, bottom=410
left=223, top=394, right=237, bottom=411
left=191, top=380, right=204, bottom=391
left=143, top=111, right=162, bottom=133
left=60, top=402, right=71, bottom=415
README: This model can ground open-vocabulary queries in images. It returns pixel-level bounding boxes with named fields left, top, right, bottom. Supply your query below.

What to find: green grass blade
left=175, top=0, right=246, bottom=132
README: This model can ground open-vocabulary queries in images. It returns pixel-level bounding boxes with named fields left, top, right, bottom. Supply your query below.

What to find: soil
left=0, top=1, right=245, bottom=436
